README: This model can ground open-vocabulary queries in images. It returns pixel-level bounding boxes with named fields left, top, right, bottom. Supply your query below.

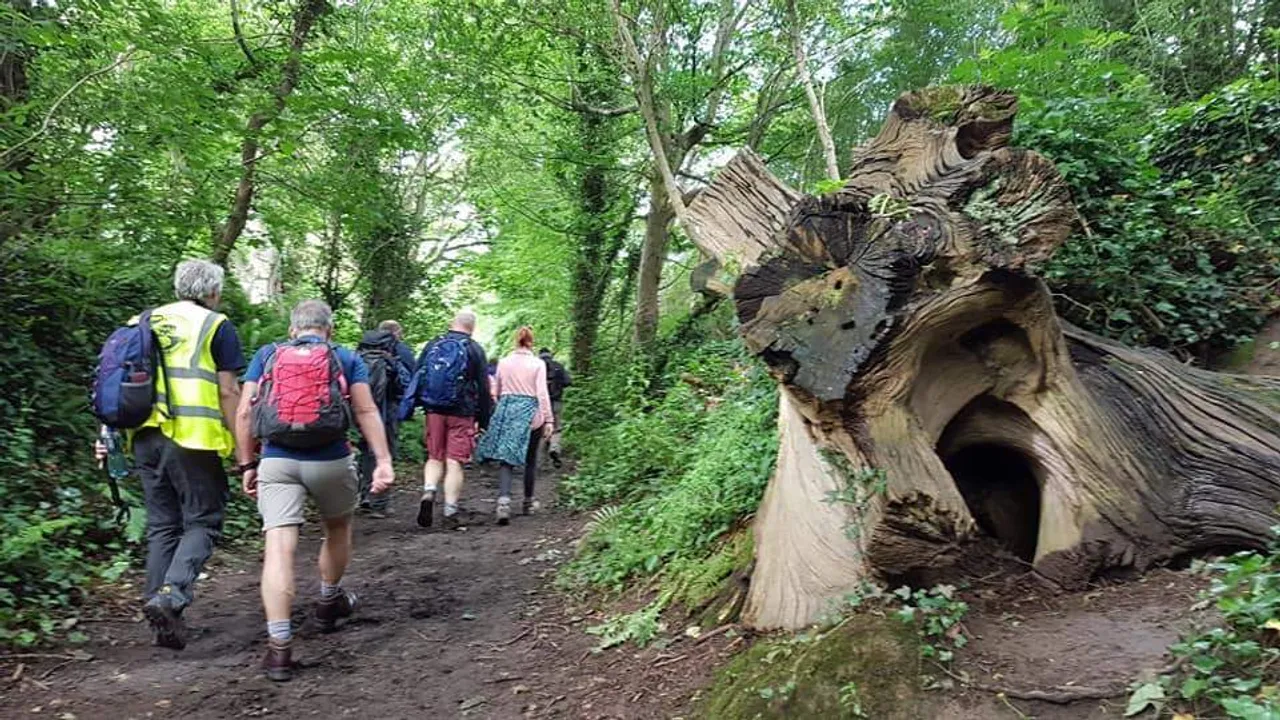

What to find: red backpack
left=252, top=340, right=351, bottom=449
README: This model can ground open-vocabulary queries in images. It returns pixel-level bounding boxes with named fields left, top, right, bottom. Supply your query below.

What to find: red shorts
left=424, top=413, right=476, bottom=462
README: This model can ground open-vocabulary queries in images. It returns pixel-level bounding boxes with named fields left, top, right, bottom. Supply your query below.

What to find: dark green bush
left=0, top=240, right=277, bottom=646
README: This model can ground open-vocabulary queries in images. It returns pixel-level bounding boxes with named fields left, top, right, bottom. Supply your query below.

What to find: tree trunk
left=634, top=169, right=675, bottom=348
left=571, top=154, right=609, bottom=374
left=685, top=86, right=1280, bottom=630
left=212, top=0, right=329, bottom=267
left=1, top=0, right=37, bottom=249
left=572, top=210, right=632, bottom=376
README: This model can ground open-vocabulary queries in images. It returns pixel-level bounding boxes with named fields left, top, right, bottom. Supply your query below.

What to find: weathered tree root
left=683, top=84, right=1280, bottom=630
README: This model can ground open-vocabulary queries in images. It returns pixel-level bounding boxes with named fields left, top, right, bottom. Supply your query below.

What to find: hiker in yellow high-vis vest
left=102, top=260, right=246, bottom=650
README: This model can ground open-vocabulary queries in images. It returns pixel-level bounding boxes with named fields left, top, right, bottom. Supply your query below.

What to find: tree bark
left=785, top=0, right=840, bottom=181
left=610, top=0, right=745, bottom=350
left=566, top=46, right=635, bottom=376
left=634, top=169, right=676, bottom=347
left=571, top=148, right=610, bottom=374
left=685, top=85, right=1280, bottom=629
left=212, top=0, right=330, bottom=267
left=0, top=0, right=34, bottom=249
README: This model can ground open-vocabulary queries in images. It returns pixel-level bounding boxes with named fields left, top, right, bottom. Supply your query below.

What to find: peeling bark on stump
left=685, top=85, right=1280, bottom=630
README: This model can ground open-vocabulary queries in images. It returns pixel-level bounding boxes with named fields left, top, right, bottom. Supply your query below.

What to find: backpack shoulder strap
left=260, top=342, right=283, bottom=381
left=325, top=342, right=350, bottom=397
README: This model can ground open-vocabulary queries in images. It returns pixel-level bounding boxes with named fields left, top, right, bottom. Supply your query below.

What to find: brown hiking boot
left=262, top=639, right=293, bottom=682
left=315, top=590, right=359, bottom=633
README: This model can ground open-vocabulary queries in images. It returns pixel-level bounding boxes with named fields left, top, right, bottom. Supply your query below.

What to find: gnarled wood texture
left=685, top=85, right=1280, bottom=630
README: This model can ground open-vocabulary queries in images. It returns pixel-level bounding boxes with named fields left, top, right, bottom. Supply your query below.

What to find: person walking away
left=95, top=260, right=245, bottom=650
left=411, top=311, right=491, bottom=530
left=537, top=348, right=571, bottom=468
left=356, top=325, right=411, bottom=518
left=476, top=327, right=553, bottom=524
left=235, top=300, right=395, bottom=682
left=378, top=319, right=417, bottom=376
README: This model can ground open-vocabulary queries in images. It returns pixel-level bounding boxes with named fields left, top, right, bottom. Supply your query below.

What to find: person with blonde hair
left=475, top=326, right=553, bottom=524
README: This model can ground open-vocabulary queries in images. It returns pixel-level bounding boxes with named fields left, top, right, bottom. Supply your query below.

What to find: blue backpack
left=91, top=310, right=160, bottom=429
left=418, top=336, right=470, bottom=411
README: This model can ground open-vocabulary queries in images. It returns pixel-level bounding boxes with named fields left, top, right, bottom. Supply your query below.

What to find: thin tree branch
left=230, top=0, right=260, bottom=68
left=1, top=46, right=137, bottom=162
left=609, top=0, right=689, bottom=226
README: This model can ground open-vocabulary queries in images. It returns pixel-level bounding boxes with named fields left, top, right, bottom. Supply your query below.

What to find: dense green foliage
left=1128, top=530, right=1280, bottom=718
left=953, top=3, right=1280, bottom=359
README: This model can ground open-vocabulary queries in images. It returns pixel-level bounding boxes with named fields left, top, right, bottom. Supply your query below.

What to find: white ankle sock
left=267, top=620, right=292, bottom=642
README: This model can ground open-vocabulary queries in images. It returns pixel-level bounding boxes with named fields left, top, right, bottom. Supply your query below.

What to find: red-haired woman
left=474, top=326, right=554, bottom=524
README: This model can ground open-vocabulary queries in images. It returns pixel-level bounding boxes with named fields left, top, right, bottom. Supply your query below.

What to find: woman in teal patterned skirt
left=474, top=327, right=554, bottom=524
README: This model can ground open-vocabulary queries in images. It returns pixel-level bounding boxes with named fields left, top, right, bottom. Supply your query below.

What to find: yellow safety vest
left=139, top=300, right=234, bottom=456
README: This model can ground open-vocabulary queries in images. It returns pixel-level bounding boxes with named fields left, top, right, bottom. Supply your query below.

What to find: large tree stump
left=685, top=86, right=1280, bottom=630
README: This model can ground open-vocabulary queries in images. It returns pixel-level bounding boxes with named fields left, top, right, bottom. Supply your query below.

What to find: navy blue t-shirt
left=211, top=321, right=247, bottom=372
left=245, top=336, right=368, bottom=461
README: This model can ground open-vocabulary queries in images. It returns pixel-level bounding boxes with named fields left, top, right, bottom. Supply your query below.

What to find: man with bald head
left=415, top=311, right=491, bottom=530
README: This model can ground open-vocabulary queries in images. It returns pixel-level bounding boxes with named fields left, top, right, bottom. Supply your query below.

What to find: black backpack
left=542, top=355, right=569, bottom=400
left=357, top=331, right=401, bottom=412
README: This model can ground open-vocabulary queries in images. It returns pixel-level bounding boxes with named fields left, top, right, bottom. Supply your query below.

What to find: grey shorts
left=258, top=456, right=359, bottom=531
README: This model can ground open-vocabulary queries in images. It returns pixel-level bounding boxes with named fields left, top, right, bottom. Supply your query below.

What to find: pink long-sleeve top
left=493, top=348, right=554, bottom=430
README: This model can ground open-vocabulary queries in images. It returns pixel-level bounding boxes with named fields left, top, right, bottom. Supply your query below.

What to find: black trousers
left=134, top=428, right=228, bottom=608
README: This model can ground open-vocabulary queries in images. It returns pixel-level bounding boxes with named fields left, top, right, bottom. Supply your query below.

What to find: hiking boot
left=315, top=590, right=360, bottom=633
left=549, top=449, right=562, bottom=469
left=262, top=639, right=293, bottom=682
left=521, top=498, right=538, bottom=516
left=417, top=489, right=436, bottom=528
left=143, top=592, right=186, bottom=650
left=496, top=498, right=511, bottom=526
left=441, top=512, right=461, bottom=531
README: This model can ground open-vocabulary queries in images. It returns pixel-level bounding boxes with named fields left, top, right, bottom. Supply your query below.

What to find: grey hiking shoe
left=442, top=511, right=462, bottom=531
left=315, top=589, right=359, bottom=633
left=144, top=591, right=186, bottom=650
left=496, top=497, right=511, bottom=526
left=417, top=489, right=436, bottom=528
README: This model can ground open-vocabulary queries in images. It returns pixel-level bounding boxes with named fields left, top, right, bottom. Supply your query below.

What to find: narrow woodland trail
left=0, top=465, right=731, bottom=720
left=0, top=461, right=1217, bottom=720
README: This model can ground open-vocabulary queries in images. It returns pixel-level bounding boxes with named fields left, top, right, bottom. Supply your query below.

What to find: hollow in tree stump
left=685, top=86, right=1280, bottom=630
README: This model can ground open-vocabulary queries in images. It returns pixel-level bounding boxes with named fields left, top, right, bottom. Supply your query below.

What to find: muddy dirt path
left=0, top=461, right=1214, bottom=720
left=0, top=465, right=732, bottom=720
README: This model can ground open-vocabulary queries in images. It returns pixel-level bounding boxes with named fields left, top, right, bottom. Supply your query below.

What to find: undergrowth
left=1128, top=527, right=1280, bottom=719
left=0, top=244, right=278, bottom=647
left=560, top=309, right=778, bottom=646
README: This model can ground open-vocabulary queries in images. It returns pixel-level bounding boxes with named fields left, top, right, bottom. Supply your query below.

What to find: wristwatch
left=234, top=460, right=259, bottom=475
